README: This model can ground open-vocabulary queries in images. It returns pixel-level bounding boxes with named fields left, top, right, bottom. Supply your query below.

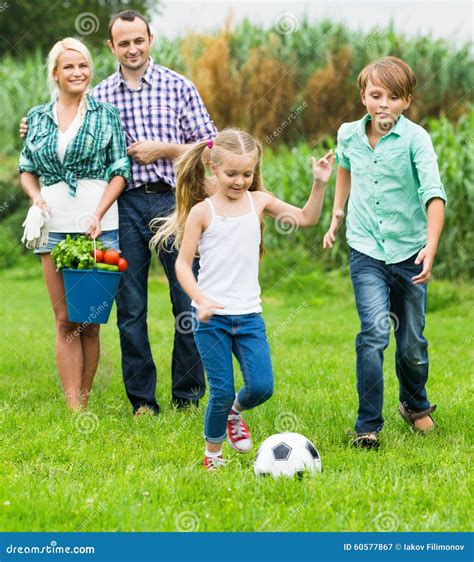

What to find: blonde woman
left=19, top=38, right=130, bottom=410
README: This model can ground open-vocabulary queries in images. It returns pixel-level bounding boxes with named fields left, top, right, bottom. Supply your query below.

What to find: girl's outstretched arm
left=263, top=150, right=335, bottom=228
left=175, top=203, right=224, bottom=322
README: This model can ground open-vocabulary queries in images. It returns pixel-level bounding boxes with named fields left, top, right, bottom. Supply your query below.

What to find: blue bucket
left=62, top=268, right=123, bottom=324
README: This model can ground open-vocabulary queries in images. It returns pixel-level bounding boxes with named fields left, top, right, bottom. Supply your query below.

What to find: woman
left=19, top=38, right=130, bottom=411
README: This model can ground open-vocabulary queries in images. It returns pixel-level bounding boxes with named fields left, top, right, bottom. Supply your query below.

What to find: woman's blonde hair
left=47, top=37, right=93, bottom=120
left=150, top=128, right=266, bottom=256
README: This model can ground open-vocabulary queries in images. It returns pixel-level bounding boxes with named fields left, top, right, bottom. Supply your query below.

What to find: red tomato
left=103, top=250, right=120, bottom=266
left=92, top=249, right=104, bottom=263
left=117, top=257, right=128, bottom=272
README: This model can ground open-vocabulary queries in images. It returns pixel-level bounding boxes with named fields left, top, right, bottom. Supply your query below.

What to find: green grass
left=0, top=261, right=472, bottom=532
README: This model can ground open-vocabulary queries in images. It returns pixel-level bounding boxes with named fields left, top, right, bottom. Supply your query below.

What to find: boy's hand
left=412, top=247, right=435, bottom=284
left=197, top=297, right=224, bottom=323
left=311, top=150, right=335, bottom=184
left=323, top=210, right=345, bottom=249
left=19, top=117, right=28, bottom=139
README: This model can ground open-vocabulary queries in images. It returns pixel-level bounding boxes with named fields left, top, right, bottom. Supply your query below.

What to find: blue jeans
left=349, top=248, right=431, bottom=433
left=116, top=190, right=204, bottom=413
left=193, top=313, right=274, bottom=443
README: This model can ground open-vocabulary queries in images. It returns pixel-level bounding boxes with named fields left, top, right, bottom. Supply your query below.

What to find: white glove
left=21, top=205, right=51, bottom=250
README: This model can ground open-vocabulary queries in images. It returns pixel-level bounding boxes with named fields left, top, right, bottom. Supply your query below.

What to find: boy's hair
left=150, top=128, right=266, bottom=256
left=357, top=56, right=416, bottom=99
left=108, top=10, right=151, bottom=42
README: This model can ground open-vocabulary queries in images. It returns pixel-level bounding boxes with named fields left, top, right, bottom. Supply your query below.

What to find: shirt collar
left=113, top=57, right=155, bottom=89
left=358, top=113, right=407, bottom=138
left=38, top=94, right=98, bottom=123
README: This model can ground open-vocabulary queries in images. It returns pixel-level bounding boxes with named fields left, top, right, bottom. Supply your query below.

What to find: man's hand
left=127, top=140, right=163, bottom=165
left=19, top=117, right=28, bottom=139
left=412, top=247, right=435, bottom=285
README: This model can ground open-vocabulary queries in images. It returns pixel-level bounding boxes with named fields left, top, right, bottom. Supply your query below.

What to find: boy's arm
left=411, top=128, right=447, bottom=284
left=412, top=198, right=445, bottom=285
left=323, top=166, right=351, bottom=248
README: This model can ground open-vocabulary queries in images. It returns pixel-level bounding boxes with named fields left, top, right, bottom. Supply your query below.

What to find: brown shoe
left=348, top=431, right=380, bottom=450
left=398, top=402, right=437, bottom=434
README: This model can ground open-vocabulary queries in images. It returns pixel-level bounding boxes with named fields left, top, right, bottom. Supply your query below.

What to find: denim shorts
left=34, top=230, right=120, bottom=255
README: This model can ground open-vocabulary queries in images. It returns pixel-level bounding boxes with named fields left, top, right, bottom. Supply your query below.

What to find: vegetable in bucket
left=50, top=235, right=128, bottom=324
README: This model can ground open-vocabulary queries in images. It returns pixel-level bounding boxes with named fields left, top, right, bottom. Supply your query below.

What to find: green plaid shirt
left=19, top=95, right=130, bottom=196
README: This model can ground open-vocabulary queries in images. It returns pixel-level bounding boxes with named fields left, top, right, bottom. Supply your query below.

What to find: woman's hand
left=196, top=296, right=224, bottom=323
left=86, top=214, right=102, bottom=240
left=311, top=150, right=335, bottom=184
left=33, top=195, right=49, bottom=213
left=323, top=210, right=345, bottom=249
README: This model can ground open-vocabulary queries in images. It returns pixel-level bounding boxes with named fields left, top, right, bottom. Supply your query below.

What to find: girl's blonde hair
left=47, top=37, right=93, bottom=121
left=150, top=128, right=266, bottom=255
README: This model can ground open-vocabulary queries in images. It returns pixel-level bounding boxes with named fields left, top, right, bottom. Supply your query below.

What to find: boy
left=323, top=56, right=446, bottom=449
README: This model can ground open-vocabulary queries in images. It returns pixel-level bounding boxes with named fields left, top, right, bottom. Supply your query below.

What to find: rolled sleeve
left=335, top=125, right=351, bottom=171
left=18, top=149, right=36, bottom=174
left=412, top=128, right=447, bottom=209
left=179, top=83, right=217, bottom=143
left=105, top=109, right=130, bottom=183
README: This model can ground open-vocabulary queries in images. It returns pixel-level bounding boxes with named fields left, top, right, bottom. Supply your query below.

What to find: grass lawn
left=0, top=260, right=472, bottom=532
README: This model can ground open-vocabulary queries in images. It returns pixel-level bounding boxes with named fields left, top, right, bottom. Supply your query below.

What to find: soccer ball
left=254, top=432, right=322, bottom=478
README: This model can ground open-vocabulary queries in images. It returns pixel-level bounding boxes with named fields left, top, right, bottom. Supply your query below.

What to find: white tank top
left=192, top=191, right=262, bottom=315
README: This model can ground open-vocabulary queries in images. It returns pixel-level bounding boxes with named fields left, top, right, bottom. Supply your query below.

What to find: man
left=98, top=10, right=216, bottom=414
left=19, top=10, right=216, bottom=414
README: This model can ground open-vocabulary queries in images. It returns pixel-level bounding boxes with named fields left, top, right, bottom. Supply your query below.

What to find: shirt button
left=374, top=160, right=378, bottom=164
left=379, top=220, right=383, bottom=224
left=382, top=239, right=385, bottom=243
left=376, top=201, right=380, bottom=205
left=375, top=180, right=378, bottom=184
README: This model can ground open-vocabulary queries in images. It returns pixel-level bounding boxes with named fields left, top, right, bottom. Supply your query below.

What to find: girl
left=151, top=129, right=334, bottom=471
left=18, top=38, right=130, bottom=410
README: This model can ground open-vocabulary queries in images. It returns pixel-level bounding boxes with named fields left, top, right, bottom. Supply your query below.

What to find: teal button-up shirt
left=336, top=114, right=447, bottom=264
left=19, top=96, right=130, bottom=196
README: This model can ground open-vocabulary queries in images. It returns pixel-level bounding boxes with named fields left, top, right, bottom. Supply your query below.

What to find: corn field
left=0, top=20, right=472, bottom=278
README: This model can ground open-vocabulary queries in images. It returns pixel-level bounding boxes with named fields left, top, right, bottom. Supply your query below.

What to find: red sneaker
left=226, top=411, right=252, bottom=453
left=203, top=454, right=228, bottom=472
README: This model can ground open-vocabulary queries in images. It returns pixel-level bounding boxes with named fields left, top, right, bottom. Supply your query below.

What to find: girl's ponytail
left=150, top=140, right=209, bottom=253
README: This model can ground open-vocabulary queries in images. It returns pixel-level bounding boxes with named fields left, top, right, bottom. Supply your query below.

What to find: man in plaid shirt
left=94, top=11, right=216, bottom=415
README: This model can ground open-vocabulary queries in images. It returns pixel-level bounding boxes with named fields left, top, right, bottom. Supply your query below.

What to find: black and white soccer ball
left=254, top=432, right=322, bottom=478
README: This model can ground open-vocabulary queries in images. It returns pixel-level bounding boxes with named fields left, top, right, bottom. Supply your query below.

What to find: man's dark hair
left=108, top=10, right=151, bottom=42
